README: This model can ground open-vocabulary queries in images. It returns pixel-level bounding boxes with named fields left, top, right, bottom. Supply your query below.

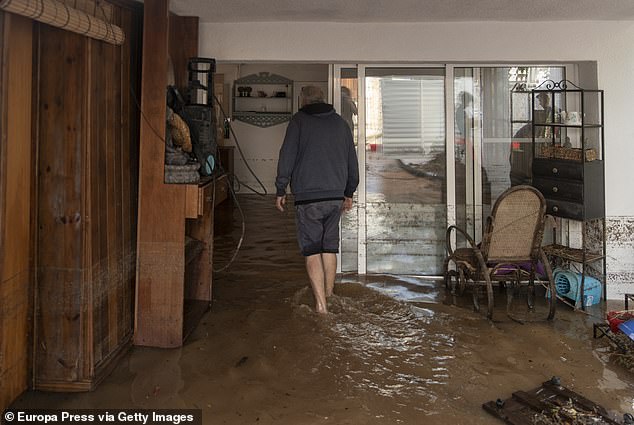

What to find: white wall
left=201, top=21, right=634, bottom=296
left=202, top=20, right=634, bottom=215
left=216, top=63, right=328, bottom=194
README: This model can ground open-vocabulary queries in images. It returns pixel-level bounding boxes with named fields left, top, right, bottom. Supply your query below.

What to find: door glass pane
left=365, top=68, right=446, bottom=275
left=339, top=68, right=359, bottom=273
left=454, top=66, right=565, bottom=242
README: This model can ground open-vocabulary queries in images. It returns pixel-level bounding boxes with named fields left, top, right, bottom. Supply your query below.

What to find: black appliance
left=186, top=57, right=217, bottom=176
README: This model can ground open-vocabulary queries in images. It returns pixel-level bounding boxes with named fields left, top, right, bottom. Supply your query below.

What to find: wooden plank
left=96, top=38, right=111, bottom=364
left=37, top=27, right=85, bottom=269
left=185, top=184, right=199, bottom=218
left=35, top=25, right=87, bottom=385
left=88, top=37, right=105, bottom=370
left=34, top=268, right=83, bottom=384
left=484, top=379, right=622, bottom=425
left=0, top=272, right=29, bottom=410
left=110, top=6, right=125, bottom=349
left=120, top=5, right=141, bottom=349
left=184, top=209, right=213, bottom=302
left=168, top=15, right=199, bottom=94
left=82, top=32, right=94, bottom=382
left=27, top=18, right=40, bottom=397
left=0, top=9, right=6, bottom=293
left=119, top=7, right=133, bottom=347
left=105, top=31, right=120, bottom=357
left=135, top=0, right=187, bottom=348
left=0, top=12, right=32, bottom=412
left=2, top=14, right=32, bottom=280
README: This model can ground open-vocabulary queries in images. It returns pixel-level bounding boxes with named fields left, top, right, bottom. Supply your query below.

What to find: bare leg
left=305, top=254, right=328, bottom=314
left=322, top=253, right=337, bottom=297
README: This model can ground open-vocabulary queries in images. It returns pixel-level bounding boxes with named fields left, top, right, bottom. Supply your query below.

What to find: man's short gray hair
left=301, top=86, right=325, bottom=105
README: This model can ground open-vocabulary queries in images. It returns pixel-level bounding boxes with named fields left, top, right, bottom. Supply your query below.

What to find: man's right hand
left=342, top=197, right=353, bottom=212
left=276, top=195, right=286, bottom=212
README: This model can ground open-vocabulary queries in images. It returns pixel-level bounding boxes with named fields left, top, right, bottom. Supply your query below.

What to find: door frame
left=330, top=62, right=576, bottom=275
left=332, top=63, right=447, bottom=274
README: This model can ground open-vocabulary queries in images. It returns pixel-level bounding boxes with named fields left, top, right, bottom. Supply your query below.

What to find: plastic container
left=553, top=268, right=602, bottom=307
left=608, top=310, right=634, bottom=333
left=618, top=319, right=634, bottom=341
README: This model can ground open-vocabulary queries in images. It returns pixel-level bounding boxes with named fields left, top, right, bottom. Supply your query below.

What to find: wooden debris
left=483, top=377, right=625, bottom=424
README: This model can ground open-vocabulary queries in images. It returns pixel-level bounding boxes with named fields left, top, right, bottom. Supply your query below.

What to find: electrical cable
left=211, top=169, right=247, bottom=273
left=209, top=92, right=266, bottom=272
left=129, top=72, right=271, bottom=273
left=212, top=93, right=268, bottom=196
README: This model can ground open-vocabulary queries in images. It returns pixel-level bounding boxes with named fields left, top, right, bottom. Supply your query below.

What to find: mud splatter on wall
left=606, top=216, right=634, bottom=299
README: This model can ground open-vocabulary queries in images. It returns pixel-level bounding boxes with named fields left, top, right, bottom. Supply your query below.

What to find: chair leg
left=443, top=258, right=451, bottom=290
left=457, top=267, right=466, bottom=296
left=485, top=273, right=494, bottom=320
left=527, top=266, right=536, bottom=310
left=540, top=249, right=557, bottom=321
left=472, top=285, right=480, bottom=312
left=506, top=280, right=515, bottom=316
left=505, top=271, right=530, bottom=324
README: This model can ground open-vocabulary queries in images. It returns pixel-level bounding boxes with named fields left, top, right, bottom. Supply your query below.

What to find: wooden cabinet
left=33, top=4, right=142, bottom=390
left=181, top=175, right=228, bottom=338
left=135, top=2, right=223, bottom=347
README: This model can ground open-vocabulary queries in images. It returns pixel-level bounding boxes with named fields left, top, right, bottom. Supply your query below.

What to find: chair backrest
left=482, top=185, right=546, bottom=263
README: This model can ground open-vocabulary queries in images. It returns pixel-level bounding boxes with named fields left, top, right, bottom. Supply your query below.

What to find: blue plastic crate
left=618, top=319, right=634, bottom=342
left=553, top=268, right=602, bottom=306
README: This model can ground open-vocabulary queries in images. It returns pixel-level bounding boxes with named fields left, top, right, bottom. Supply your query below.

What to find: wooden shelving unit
left=135, top=1, right=226, bottom=348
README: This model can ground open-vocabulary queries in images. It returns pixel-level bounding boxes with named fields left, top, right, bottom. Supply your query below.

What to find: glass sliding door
left=453, top=66, right=565, bottom=244
left=363, top=67, right=446, bottom=275
left=331, top=64, right=567, bottom=276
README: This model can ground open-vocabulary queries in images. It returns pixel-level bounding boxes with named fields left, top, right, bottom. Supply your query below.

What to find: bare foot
left=316, top=304, right=328, bottom=314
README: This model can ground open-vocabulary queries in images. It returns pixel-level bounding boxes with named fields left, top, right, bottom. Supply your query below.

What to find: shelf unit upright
left=530, top=79, right=606, bottom=310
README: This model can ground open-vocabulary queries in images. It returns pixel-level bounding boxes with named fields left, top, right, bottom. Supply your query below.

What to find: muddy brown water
left=13, top=195, right=634, bottom=424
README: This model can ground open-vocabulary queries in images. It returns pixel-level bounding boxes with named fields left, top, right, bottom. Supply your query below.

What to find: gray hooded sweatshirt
left=275, top=103, right=359, bottom=204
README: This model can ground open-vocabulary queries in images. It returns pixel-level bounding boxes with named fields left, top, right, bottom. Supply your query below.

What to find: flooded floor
left=13, top=195, right=634, bottom=424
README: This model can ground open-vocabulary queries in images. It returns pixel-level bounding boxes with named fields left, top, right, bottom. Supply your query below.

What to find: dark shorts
left=295, top=200, right=343, bottom=257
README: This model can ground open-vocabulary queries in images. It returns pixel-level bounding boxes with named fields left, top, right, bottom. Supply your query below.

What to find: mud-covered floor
left=12, top=195, right=634, bottom=424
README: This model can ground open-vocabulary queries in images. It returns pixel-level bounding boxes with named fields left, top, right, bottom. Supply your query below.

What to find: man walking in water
left=275, top=86, right=359, bottom=314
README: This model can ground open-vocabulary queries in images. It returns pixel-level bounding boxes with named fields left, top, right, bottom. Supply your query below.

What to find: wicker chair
left=444, top=185, right=556, bottom=321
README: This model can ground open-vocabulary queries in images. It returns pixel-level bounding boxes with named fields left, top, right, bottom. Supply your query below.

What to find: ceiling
left=170, top=0, right=634, bottom=23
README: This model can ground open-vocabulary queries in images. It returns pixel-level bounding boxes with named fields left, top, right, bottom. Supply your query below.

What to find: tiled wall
left=606, top=216, right=634, bottom=299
